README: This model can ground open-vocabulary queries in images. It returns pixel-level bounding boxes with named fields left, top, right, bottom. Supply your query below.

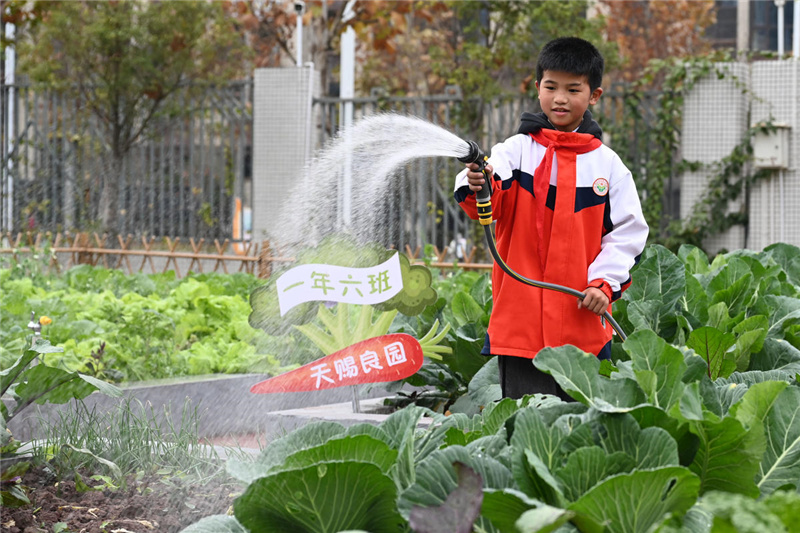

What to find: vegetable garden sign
left=252, top=250, right=427, bottom=393
left=250, top=334, right=423, bottom=393
left=276, top=253, right=403, bottom=315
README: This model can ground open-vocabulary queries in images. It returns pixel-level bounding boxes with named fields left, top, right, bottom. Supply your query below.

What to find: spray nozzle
left=458, top=140, right=492, bottom=223
left=457, top=140, right=487, bottom=170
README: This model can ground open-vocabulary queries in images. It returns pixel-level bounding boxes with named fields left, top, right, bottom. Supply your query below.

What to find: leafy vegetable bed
left=0, top=266, right=287, bottom=382
left=185, top=338, right=800, bottom=533
left=179, top=242, right=800, bottom=533
left=5, top=241, right=800, bottom=532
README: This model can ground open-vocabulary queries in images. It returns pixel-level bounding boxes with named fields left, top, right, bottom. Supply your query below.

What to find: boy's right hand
left=465, top=163, right=493, bottom=193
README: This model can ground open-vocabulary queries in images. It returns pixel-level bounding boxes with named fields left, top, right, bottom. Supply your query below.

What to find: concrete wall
left=251, top=66, right=320, bottom=242
left=680, top=63, right=750, bottom=254
left=5, top=374, right=413, bottom=443
left=748, top=61, right=800, bottom=251
left=680, top=60, right=799, bottom=254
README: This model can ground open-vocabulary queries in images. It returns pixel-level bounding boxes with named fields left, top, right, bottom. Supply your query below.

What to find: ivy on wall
left=611, top=53, right=776, bottom=253
left=665, top=122, right=776, bottom=250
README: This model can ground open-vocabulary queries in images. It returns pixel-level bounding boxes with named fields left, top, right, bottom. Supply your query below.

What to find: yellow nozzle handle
left=477, top=200, right=492, bottom=226
left=476, top=165, right=492, bottom=225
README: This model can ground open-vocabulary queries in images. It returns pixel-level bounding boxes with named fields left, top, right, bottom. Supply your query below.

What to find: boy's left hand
left=578, top=287, right=609, bottom=315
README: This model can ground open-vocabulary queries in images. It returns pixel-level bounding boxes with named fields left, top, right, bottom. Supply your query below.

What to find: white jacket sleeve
left=453, top=134, right=531, bottom=192
left=586, top=154, right=649, bottom=296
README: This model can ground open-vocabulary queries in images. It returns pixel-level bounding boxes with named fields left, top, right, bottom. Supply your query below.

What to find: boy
left=454, top=37, right=649, bottom=400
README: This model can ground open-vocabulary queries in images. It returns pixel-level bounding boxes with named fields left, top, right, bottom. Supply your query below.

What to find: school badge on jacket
left=592, top=177, right=609, bottom=196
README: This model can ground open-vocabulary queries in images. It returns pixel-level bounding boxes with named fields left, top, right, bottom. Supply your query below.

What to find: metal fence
left=311, top=84, right=662, bottom=258
left=1, top=80, right=253, bottom=240
left=2, top=78, right=661, bottom=256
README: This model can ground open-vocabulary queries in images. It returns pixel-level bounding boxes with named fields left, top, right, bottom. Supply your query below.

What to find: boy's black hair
left=536, top=37, right=604, bottom=91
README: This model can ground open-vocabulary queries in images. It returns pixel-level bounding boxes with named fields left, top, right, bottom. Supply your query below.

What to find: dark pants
left=497, top=342, right=611, bottom=401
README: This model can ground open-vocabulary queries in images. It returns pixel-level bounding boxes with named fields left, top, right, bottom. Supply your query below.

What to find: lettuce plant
left=0, top=266, right=282, bottom=381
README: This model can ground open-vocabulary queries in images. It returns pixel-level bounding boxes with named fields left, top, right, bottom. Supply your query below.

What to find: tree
left=599, top=0, right=717, bottom=84
left=15, top=0, right=251, bottom=234
left=337, top=1, right=452, bottom=96
left=341, top=1, right=616, bottom=100
left=227, top=0, right=356, bottom=100
left=224, top=0, right=299, bottom=68
left=230, top=1, right=615, bottom=102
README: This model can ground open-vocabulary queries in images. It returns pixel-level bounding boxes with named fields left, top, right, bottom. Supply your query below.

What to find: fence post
left=257, top=239, right=272, bottom=279
left=76, top=232, right=93, bottom=265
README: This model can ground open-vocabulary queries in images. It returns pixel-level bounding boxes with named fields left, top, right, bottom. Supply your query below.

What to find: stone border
left=5, top=374, right=413, bottom=442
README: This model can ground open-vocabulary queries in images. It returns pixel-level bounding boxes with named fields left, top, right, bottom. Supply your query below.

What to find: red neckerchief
left=530, top=129, right=602, bottom=268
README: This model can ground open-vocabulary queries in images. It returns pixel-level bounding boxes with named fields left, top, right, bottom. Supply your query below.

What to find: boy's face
left=535, top=70, right=603, bottom=132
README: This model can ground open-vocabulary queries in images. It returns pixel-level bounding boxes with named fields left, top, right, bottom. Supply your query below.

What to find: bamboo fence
left=0, top=232, right=491, bottom=279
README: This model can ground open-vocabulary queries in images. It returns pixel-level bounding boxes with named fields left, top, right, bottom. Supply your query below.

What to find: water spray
left=458, top=139, right=627, bottom=341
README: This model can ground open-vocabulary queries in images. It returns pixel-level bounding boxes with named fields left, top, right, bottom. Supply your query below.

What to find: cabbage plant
left=183, top=333, right=800, bottom=533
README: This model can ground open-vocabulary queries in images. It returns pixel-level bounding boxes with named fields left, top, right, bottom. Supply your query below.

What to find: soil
left=1, top=464, right=242, bottom=533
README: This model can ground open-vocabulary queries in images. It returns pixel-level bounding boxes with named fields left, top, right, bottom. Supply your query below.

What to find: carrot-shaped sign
left=250, top=334, right=423, bottom=394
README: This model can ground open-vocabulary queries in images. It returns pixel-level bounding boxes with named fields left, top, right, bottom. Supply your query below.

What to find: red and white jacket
left=455, top=129, right=649, bottom=359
